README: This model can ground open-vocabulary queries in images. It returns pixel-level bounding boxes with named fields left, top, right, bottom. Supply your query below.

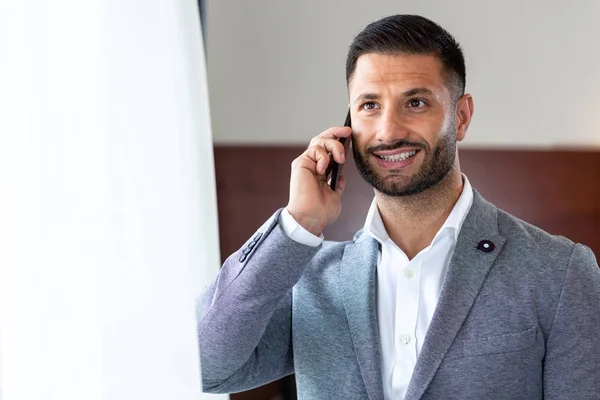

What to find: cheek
left=350, top=135, right=365, bottom=155
left=349, top=124, right=371, bottom=149
left=419, top=114, right=450, bottom=145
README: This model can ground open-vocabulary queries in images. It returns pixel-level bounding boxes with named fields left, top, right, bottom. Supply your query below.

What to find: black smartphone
left=328, top=109, right=352, bottom=191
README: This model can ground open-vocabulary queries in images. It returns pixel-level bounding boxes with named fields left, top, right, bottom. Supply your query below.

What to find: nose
left=374, top=108, right=410, bottom=143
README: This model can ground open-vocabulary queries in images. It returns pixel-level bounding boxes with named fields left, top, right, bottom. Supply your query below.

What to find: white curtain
left=0, top=1, right=225, bottom=399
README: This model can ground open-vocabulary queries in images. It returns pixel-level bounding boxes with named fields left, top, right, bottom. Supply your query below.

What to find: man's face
left=348, top=53, right=462, bottom=197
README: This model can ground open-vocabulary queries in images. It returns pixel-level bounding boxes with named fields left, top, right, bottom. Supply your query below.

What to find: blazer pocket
left=458, top=326, right=539, bottom=358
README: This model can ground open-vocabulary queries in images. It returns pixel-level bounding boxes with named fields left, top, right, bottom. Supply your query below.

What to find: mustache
left=364, top=139, right=428, bottom=154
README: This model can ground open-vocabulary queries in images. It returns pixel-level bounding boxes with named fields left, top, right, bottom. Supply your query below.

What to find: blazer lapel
left=405, top=191, right=506, bottom=400
left=340, top=234, right=385, bottom=400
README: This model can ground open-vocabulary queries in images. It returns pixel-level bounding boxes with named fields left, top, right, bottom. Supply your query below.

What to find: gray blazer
left=198, top=190, right=600, bottom=399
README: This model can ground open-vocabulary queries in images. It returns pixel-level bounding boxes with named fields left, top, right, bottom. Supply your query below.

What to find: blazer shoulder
left=315, top=227, right=371, bottom=259
left=308, top=238, right=351, bottom=265
left=301, top=231, right=369, bottom=276
left=496, top=207, right=578, bottom=267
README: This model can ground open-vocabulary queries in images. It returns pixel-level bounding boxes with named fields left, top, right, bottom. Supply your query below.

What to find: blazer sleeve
left=543, top=243, right=600, bottom=399
left=197, top=209, right=320, bottom=393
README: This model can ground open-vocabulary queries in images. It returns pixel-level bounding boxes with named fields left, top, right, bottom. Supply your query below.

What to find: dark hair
left=346, top=15, right=466, bottom=102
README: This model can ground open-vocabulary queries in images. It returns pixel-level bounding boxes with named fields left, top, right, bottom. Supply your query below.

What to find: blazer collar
left=405, top=190, right=506, bottom=400
left=340, top=234, right=384, bottom=400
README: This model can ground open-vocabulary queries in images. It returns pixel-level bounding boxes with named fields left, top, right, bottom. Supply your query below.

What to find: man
left=198, top=15, right=600, bottom=399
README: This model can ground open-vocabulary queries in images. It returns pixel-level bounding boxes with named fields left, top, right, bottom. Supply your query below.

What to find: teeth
left=379, top=150, right=416, bottom=161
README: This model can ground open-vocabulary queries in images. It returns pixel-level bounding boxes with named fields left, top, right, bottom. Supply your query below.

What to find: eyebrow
left=353, top=87, right=435, bottom=104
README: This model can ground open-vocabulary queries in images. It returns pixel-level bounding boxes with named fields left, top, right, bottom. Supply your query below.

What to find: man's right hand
left=285, top=126, right=352, bottom=236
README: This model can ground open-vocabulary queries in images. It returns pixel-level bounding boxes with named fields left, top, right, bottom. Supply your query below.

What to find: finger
left=311, top=138, right=347, bottom=164
left=309, top=126, right=352, bottom=146
left=304, top=145, right=331, bottom=176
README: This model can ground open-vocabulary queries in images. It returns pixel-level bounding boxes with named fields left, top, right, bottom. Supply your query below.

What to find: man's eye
left=361, top=102, right=379, bottom=110
left=408, top=99, right=426, bottom=108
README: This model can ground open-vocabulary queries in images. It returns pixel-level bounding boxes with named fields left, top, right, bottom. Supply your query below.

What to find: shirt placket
left=392, top=255, right=421, bottom=394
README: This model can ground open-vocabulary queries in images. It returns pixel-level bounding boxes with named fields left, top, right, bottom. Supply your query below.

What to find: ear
left=455, top=94, right=474, bottom=142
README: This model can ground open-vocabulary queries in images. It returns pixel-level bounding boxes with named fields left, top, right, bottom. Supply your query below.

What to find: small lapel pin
left=477, top=240, right=495, bottom=253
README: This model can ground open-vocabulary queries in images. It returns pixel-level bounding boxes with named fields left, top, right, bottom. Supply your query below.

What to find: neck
left=375, top=164, right=464, bottom=260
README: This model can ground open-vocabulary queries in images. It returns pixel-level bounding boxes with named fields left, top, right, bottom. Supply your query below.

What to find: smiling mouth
left=375, top=149, right=419, bottom=161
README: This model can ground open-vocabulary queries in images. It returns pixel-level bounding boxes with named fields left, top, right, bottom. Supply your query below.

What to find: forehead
left=349, top=53, right=448, bottom=96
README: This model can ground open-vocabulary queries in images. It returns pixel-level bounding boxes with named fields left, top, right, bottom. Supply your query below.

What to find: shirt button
left=404, top=269, right=414, bottom=279
left=400, top=334, right=411, bottom=345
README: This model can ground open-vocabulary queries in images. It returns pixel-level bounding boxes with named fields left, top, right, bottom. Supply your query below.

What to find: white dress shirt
left=280, top=175, right=473, bottom=400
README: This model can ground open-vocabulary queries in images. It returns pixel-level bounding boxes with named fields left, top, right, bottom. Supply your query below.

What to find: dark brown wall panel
left=215, top=147, right=600, bottom=257
left=212, top=146, right=600, bottom=400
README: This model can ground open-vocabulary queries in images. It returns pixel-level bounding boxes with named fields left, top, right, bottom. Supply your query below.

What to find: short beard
left=352, top=118, right=457, bottom=197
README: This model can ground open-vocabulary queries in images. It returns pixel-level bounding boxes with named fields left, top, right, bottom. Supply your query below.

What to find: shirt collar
left=363, top=174, right=474, bottom=246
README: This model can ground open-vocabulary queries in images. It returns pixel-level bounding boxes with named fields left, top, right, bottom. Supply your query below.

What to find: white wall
left=206, top=0, right=600, bottom=148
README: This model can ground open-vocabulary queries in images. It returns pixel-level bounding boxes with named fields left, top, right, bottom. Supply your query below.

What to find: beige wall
left=205, top=0, right=600, bottom=147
